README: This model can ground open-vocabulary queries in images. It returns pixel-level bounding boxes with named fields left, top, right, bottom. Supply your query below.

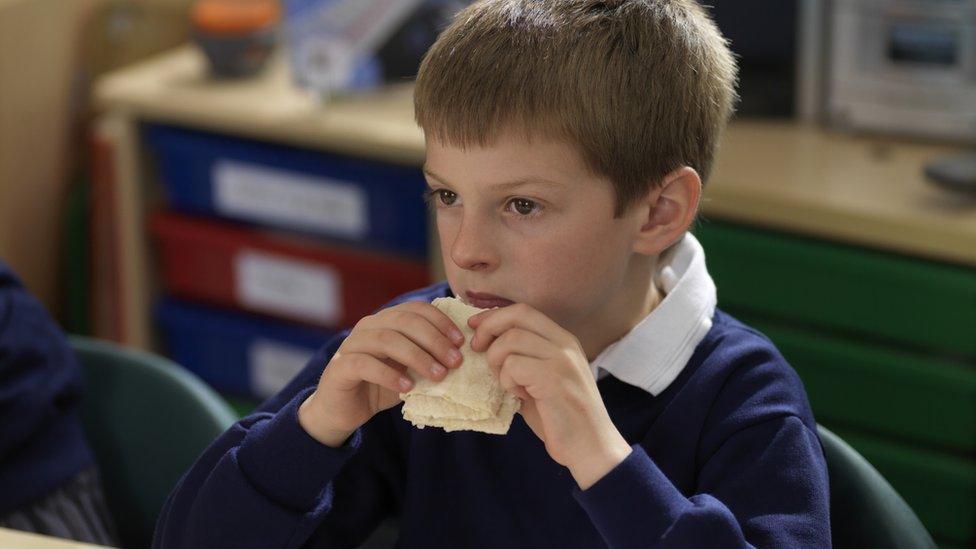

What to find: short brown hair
left=414, top=0, right=738, bottom=217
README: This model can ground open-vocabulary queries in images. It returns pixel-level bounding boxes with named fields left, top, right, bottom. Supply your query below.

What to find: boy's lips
left=465, top=291, right=515, bottom=309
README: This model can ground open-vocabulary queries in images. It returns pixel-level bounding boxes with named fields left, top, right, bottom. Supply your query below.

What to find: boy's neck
left=577, top=255, right=662, bottom=363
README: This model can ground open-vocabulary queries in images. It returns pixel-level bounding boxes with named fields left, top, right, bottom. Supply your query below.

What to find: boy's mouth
left=465, top=291, right=515, bottom=309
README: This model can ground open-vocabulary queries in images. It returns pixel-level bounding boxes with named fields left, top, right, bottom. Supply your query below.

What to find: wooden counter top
left=95, top=46, right=976, bottom=267
left=0, top=528, right=111, bottom=549
left=95, top=46, right=425, bottom=165
left=705, top=122, right=976, bottom=267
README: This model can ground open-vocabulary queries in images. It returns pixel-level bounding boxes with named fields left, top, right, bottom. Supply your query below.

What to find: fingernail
left=399, top=377, right=413, bottom=391
left=451, top=328, right=464, bottom=345
left=448, top=348, right=462, bottom=366
left=431, top=364, right=446, bottom=376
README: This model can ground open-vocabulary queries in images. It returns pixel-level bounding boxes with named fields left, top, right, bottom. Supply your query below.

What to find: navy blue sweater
left=154, top=282, right=830, bottom=548
left=0, top=260, right=94, bottom=515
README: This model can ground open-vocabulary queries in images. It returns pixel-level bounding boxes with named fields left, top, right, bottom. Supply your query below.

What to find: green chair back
left=71, top=336, right=238, bottom=549
left=818, top=425, right=936, bottom=548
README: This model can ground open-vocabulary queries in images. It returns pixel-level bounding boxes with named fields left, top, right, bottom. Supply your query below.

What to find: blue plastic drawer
left=155, top=299, right=338, bottom=399
left=145, top=124, right=429, bottom=257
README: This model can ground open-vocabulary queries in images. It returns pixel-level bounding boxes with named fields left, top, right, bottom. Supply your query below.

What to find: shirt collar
left=588, top=232, right=717, bottom=395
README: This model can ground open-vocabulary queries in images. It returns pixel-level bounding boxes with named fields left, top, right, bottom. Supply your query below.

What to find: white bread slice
left=399, top=297, right=521, bottom=434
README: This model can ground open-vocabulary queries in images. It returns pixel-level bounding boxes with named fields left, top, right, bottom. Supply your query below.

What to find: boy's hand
left=468, top=304, right=632, bottom=490
left=299, top=301, right=465, bottom=448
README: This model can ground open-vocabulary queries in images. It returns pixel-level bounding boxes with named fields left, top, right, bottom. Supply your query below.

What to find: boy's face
left=423, top=132, right=643, bottom=335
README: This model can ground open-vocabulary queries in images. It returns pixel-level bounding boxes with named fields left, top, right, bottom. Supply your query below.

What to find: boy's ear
left=631, top=166, right=701, bottom=255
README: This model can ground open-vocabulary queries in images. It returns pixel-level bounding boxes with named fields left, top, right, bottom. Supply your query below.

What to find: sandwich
left=399, top=297, right=521, bottom=434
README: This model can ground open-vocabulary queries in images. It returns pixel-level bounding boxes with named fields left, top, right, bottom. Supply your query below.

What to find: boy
left=154, top=1, right=830, bottom=547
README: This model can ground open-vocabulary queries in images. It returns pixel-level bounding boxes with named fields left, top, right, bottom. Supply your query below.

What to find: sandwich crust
left=399, top=297, right=521, bottom=434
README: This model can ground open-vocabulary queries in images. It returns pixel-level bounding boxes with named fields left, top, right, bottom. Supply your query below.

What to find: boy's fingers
left=386, top=310, right=464, bottom=370
left=497, top=354, right=539, bottom=397
left=393, top=301, right=466, bottom=346
left=399, top=315, right=461, bottom=368
left=484, top=328, right=548, bottom=377
left=342, top=352, right=413, bottom=394
left=469, top=303, right=561, bottom=352
left=381, top=357, right=408, bottom=374
left=345, top=328, right=448, bottom=382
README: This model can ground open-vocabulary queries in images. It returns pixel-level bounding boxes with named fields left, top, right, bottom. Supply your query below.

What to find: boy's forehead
left=423, top=164, right=567, bottom=193
left=423, top=133, right=591, bottom=189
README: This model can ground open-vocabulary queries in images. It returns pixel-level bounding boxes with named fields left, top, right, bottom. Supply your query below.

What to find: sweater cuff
left=573, top=444, right=692, bottom=544
left=236, top=387, right=362, bottom=511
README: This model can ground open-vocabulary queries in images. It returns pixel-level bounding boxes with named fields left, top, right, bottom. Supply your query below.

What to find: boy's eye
left=508, top=197, right=539, bottom=216
left=425, top=189, right=540, bottom=217
left=434, top=189, right=457, bottom=205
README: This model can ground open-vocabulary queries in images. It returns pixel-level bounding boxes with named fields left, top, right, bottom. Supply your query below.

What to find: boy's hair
left=414, top=0, right=738, bottom=217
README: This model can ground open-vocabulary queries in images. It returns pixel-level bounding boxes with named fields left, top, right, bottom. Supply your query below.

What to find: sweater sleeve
left=152, top=331, right=406, bottom=549
left=573, top=336, right=831, bottom=548
left=573, top=416, right=828, bottom=548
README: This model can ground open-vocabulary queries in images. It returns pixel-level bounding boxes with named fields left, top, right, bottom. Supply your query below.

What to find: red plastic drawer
left=151, top=212, right=430, bottom=329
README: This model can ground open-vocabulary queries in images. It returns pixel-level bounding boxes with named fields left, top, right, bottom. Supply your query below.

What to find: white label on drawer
left=236, top=251, right=343, bottom=324
left=214, top=159, right=369, bottom=238
left=249, top=339, right=316, bottom=399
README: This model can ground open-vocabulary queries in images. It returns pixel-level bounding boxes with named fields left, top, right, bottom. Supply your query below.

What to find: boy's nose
left=449, top=217, right=497, bottom=272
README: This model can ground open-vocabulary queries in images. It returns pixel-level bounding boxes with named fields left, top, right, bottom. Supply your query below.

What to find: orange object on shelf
left=190, top=0, right=281, bottom=35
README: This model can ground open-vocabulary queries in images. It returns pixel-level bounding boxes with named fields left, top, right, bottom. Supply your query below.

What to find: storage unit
left=156, top=299, right=335, bottom=399
left=695, top=220, right=976, bottom=546
left=142, top=125, right=432, bottom=408
left=146, top=123, right=430, bottom=257
left=151, top=212, right=429, bottom=329
left=696, top=221, right=976, bottom=357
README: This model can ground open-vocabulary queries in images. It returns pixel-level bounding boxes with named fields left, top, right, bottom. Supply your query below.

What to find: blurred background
left=0, top=0, right=974, bottom=547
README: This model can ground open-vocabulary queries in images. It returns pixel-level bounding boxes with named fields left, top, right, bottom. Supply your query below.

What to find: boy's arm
left=574, top=416, right=827, bottom=548
left=573, top=349, right=830, bottom=549
left=152, top=331, right=405, bottom=549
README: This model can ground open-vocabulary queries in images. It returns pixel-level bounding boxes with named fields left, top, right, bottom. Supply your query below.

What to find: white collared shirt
left=588, top=232, right=717, bottom=396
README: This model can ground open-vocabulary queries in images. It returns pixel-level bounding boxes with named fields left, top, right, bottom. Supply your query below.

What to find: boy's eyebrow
left=423, top=166, right=565, bottom=190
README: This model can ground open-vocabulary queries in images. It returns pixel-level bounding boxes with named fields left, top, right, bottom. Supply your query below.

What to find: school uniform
left=153, top=234, right=830, bottom=548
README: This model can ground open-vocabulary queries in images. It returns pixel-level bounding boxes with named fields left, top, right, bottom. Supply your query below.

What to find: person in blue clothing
left=155, top=1, right=831, bottom=547
left=0, top=259, right=118, bottom=545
